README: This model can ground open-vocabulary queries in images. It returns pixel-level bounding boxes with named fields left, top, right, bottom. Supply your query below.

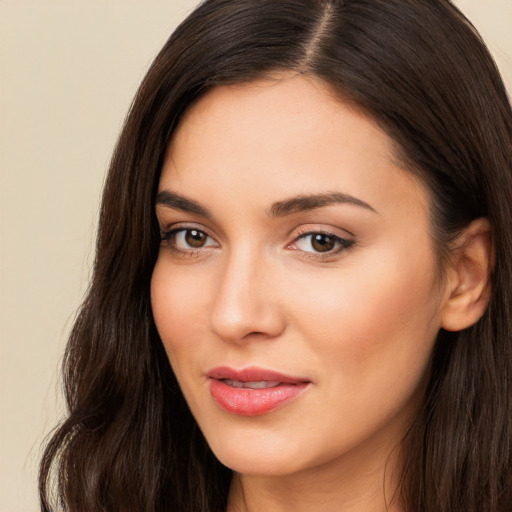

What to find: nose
left=208, top=249, right=286, bottom=344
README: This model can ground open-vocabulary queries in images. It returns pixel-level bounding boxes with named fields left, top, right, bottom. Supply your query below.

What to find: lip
left=207, top=366, right=311, bottom=416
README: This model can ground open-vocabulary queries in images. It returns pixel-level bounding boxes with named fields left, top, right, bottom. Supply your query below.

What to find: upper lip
left=207, top=366, right=310, bottom=384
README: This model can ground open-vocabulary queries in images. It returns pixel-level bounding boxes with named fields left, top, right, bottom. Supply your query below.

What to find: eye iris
left=185, top=230, right=207, bottom=248
left=311, top=233, right=335, bottom=252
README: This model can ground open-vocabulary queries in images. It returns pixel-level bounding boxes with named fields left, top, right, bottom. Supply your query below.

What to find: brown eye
left=291, top=231, right=355, bottom=256
left=311, top=233, right=336, bottom=252
left=185, top=229, right=208, bottom=248
left=162, top=228, right=217, bottom=252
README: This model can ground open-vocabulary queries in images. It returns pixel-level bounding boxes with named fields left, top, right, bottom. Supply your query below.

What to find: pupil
left=312, top=234, right=335, bottom=252
left=185, top=230, right=206, bottom=248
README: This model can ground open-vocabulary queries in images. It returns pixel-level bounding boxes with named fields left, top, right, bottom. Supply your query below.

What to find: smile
left=207, top=367, right=310, bottom=416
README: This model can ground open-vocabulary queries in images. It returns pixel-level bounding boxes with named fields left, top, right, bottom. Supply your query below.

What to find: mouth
left=207, top=366, right=311, bottom=416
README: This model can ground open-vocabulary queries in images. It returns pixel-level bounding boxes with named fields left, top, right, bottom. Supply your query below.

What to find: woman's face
left=151, top=76, right=447, bottom=478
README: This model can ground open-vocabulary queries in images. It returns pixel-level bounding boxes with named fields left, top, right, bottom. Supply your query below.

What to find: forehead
left=170, top=75, right=395, bottom=163
left=161, top=75, right=428, bottom=221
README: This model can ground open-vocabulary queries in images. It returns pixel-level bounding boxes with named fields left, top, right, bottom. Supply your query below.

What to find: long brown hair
left=40, top=1, right=512, bottom=510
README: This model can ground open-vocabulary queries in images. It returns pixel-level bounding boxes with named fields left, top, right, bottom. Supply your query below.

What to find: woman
left=39, top=0, right=512, bottom=511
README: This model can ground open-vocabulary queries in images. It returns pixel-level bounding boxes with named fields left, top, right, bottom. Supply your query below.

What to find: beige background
left=1, top=1, right=511, bottom=510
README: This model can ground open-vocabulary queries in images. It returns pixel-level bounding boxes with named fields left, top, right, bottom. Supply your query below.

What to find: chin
left=214, top=450, right=302, bottom=477
left=203, top=427, right=319, bottom=477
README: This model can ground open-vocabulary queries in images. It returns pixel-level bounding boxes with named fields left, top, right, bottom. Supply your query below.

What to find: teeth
left=222, top=379, right=281, bottom=389
left=245, top=381, right=281, bottom=389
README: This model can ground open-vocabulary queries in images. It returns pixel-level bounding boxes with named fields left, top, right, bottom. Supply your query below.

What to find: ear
left=441, top=218, right=493, bottom=332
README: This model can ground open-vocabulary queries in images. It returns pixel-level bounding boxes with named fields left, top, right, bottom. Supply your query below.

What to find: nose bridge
left=208, top=244, right=284, bottom=343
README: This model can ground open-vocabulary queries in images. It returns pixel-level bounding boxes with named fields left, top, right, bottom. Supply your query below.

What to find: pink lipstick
left=208, top=367, right=310, bottom=416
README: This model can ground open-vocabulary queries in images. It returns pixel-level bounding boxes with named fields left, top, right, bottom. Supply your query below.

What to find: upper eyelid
left=156, top=203, right=357, bottom=233
left=156, top=213, right=225, bottom=240
left=159, top=221, right=215, bottom=236
left=292, top=223, right=356, bottom=240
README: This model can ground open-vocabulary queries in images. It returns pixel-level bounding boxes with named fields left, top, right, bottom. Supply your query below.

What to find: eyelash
left=160, top=227, right=217, bottom=258
left=159, top=226, right=356, bottom=260
left=291, top=229, right=356, bottom=260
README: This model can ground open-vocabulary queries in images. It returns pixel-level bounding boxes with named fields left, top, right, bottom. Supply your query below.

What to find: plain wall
left=1, top=1, right=510, bottom=510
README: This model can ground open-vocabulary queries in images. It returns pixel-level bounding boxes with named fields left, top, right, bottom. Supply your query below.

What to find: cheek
left=150, top=260, right=209, bottom=361
left=288, top=245, right=442, bottom=392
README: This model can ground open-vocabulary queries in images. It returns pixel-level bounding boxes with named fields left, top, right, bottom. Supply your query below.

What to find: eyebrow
left=268, top=192, right=377, bottom=217
left=155, top=190, right=377, bottom=218
left=155, top=190, right=212, bottom=218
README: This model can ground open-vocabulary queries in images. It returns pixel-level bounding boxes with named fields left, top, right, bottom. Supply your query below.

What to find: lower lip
left=209, top=379, right=309, bottom=416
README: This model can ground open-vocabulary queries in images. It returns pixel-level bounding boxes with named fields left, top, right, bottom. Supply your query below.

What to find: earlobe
left=441, top=218, right=493, bottom=332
